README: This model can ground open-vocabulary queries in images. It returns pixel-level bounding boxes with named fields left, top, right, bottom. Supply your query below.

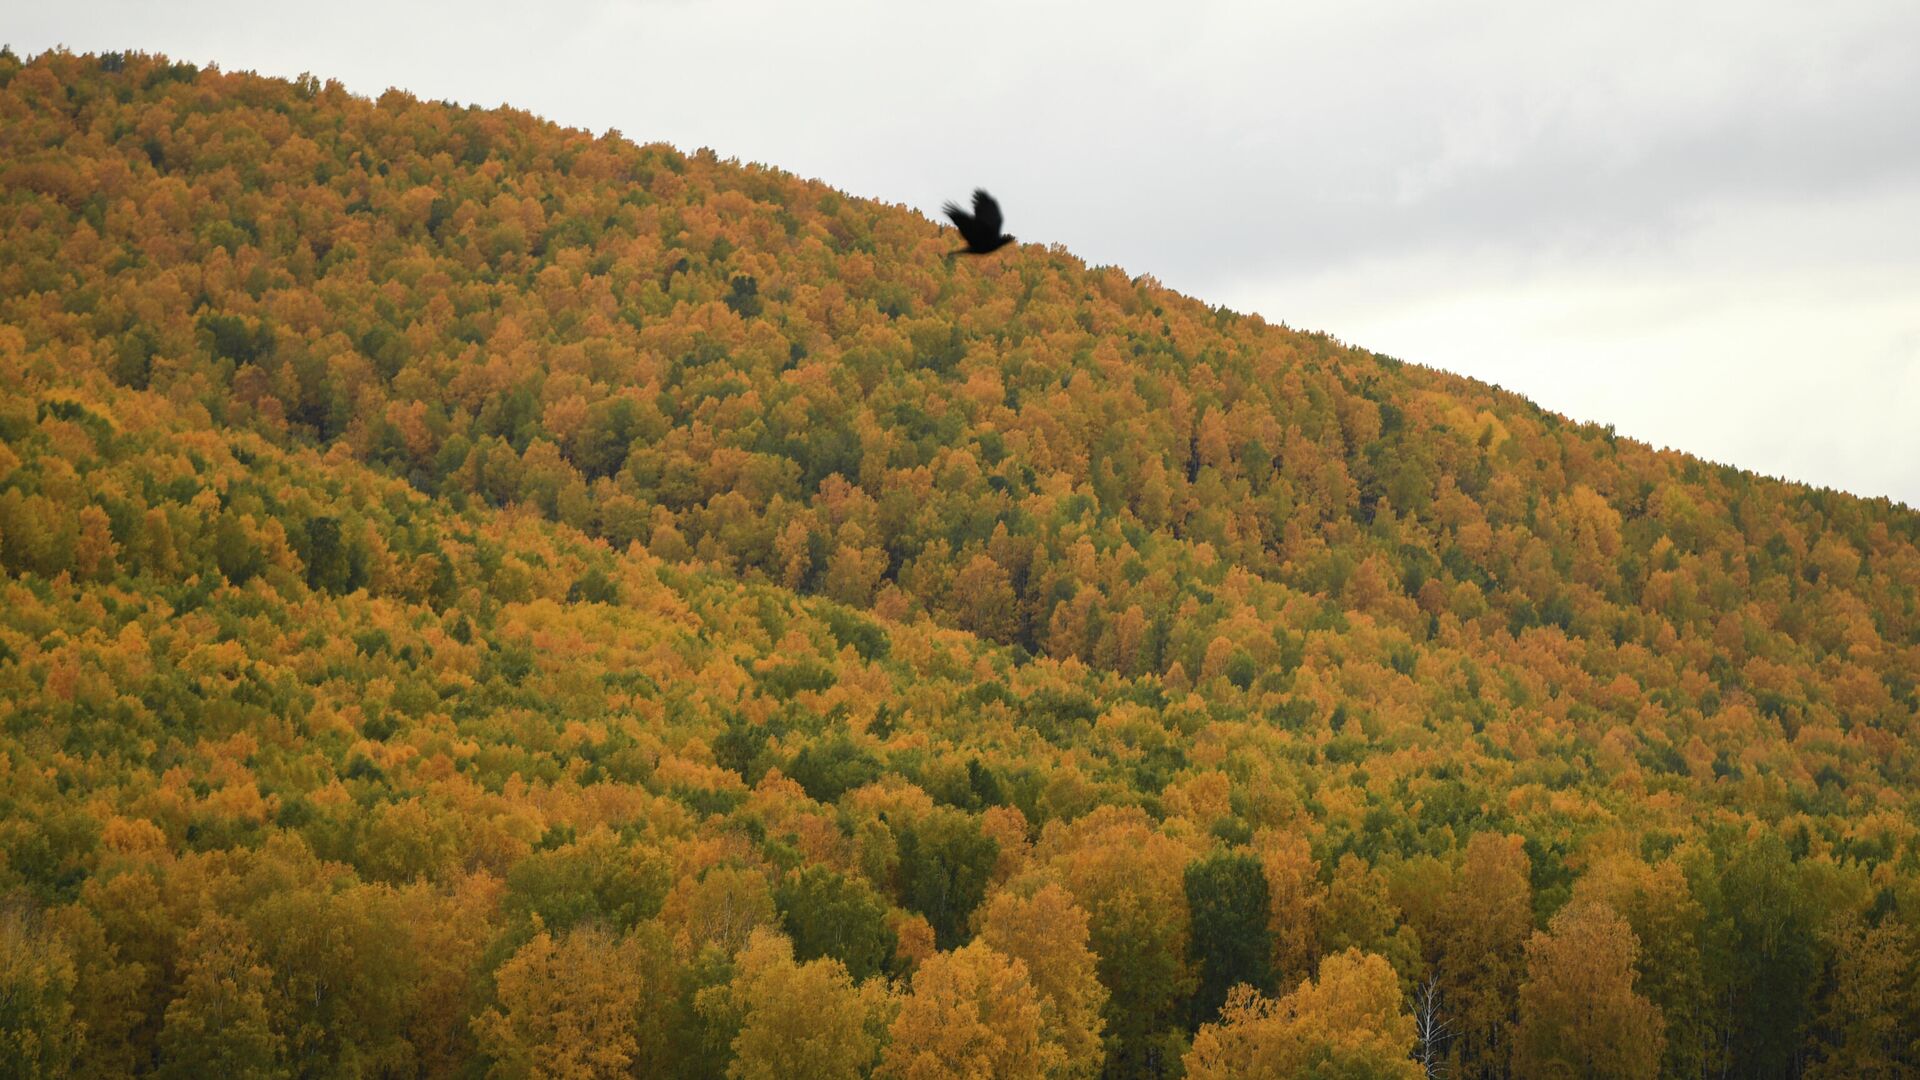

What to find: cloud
left=1212, top=188, right=1920, bottom=505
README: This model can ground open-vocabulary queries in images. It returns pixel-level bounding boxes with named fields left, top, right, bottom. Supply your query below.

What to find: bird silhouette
left=943, top=189, right=1014, bottom=256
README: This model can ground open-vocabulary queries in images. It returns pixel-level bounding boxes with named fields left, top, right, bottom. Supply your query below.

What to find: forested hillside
left=3, top=48, right=1919, bottom=1079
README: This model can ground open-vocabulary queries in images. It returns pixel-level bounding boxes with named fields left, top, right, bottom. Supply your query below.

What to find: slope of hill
left=2, top=48, right=1918, bottom=1078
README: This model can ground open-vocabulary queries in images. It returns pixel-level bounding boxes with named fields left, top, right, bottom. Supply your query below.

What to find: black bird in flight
left=943, top=189, right=1015, bottom=256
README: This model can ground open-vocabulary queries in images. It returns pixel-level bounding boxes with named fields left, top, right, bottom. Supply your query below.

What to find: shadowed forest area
left=2, top=49, right=1919, bottom=1078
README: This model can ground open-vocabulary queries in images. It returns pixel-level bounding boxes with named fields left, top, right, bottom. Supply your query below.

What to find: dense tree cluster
left=2, top=48, right=1919, bottom=1077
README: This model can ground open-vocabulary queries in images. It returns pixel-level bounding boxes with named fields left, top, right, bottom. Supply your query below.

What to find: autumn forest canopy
left=2, top=48, right=1919, bottom=1079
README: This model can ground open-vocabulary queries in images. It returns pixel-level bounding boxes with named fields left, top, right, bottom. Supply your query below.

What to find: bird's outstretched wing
left=943, top=200, right=975, bottom=236
left=971, top=189, right=1003, bottom=237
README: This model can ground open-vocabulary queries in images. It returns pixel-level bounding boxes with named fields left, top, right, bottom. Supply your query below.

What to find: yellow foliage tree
left=1036, top=807, right=1196, bottom=1075
left=977, top=882, right=1109, bottom=1078
left=472, top=925, right=654, bottom=1080
left=1254, top=828, right=1324, bottom=987
left=155, top=915, right=286, bottom=1080
left=0, top=910, right=84, bottom=1078
left=1511, top=899, right=1665, bottom=1080
left=879, top=941, right=1049, bottom=1080
left=664, top=865, right=778, bottom=959
left=709, top=929, right=890, bottom=1080
left=1427, top=833, right=1531, bottom=1078
left=1806, top=918, right=1920, bottom=1080
left=1185, top=948, right=1421, bottom=1080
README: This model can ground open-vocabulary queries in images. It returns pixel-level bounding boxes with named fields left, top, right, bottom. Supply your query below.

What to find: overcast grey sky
left=14, top=1, right=1919, bottom=506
